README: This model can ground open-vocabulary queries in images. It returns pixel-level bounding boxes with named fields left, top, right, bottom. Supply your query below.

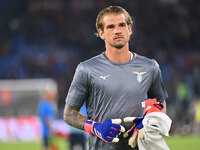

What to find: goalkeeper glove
left=139, top=98, right=164, bottom=138
left=84, top=119, right=125, bottom=142
left=143, top=98, right=164, bottom=115
left=123, top=117, right=144, bottom=148
left=123, top=98, right=164, bottom=148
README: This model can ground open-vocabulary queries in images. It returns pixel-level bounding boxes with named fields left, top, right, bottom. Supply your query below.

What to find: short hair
left=95, top=6, right=133, bottom=36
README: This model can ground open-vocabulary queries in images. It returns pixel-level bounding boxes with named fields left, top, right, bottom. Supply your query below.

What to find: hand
left=123, top=98, right=163, bottom=148
left=143, top=98, right=164, bottom=115
left=123, top=117, right=144, bottom=148
left=84, top=119, right=125, bottom=142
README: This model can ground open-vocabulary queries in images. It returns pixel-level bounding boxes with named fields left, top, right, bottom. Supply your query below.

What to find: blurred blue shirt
left=38, top=100, right=56, bottom=138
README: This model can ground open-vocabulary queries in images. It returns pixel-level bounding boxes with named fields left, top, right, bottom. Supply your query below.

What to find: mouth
left=114, top=36, right=124, bottom=40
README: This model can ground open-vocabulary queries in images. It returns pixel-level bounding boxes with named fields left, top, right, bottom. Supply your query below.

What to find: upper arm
left=148, top=61, right=168, bottom=103
left=64, top=64, right=89, bottom=130
left=65, top=63, right=88, bottom=108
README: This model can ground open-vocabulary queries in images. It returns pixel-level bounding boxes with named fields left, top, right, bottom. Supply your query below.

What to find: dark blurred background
left=0, top=0, right=199, bottom=135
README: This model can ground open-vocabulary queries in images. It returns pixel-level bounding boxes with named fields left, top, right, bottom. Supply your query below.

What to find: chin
left=115, top=45, right=124, bottom=49
left=114, top=43, right=126, bottom=49
left=108, top=42, right=126, bottom=49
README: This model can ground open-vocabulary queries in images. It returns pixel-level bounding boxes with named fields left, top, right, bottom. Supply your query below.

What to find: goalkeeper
left=63, top=6, right=167, bottom=150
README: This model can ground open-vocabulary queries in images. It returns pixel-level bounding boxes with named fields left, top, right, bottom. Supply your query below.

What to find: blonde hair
left=95, top=6, right=133, bottom=36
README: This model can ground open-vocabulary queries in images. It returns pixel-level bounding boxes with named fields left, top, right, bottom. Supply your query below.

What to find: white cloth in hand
left=138, top=112, right=172, bottom=150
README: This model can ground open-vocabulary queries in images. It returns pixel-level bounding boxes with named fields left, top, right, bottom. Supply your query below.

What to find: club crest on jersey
left=133, top=72, right=147, bottom=82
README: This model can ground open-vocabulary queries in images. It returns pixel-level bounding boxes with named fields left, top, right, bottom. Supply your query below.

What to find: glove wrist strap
left=84, top=120, right=95, bottom=134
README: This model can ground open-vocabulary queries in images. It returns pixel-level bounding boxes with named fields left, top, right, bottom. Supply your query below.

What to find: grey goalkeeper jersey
left=66, top=52, right=168, bottom=150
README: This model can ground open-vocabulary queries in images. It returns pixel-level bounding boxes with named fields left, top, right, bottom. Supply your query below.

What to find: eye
left=107, top=25, right=114, bottom=29
left=119, top=23, right=126, bottom=27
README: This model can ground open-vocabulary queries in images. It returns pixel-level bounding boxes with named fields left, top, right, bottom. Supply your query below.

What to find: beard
left=110, top=40, right=128, bottom=49
left=110, top=35, right=130, bottom=49
left=112, top=43, right=125, bottom=49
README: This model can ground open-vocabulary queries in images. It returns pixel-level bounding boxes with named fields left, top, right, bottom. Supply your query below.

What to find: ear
left=128, top=24, right=132, bottom=35
left=98, top=29, right=105, bottom=40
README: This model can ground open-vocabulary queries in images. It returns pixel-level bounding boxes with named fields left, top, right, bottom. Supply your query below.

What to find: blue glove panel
left=132, top=117, right=144, bottom=130
left=93, top=120, right=121, bottom=142
left=126, top=117, right=144, bottom=137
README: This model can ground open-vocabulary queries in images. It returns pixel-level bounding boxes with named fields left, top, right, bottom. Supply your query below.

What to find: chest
left=88, top=64, right=153, bottom=96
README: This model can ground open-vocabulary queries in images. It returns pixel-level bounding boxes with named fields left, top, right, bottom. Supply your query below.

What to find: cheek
left=105, top=33, right=113, bottom=40
left=125, top=30, right=131, bottom=38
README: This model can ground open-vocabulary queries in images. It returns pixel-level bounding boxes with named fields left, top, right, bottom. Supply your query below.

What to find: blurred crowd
left=0, top=0, right=199, bottom=134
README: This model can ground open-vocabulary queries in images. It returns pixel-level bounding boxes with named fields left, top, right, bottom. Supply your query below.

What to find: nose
left=114, top=26, right=122, bottom=34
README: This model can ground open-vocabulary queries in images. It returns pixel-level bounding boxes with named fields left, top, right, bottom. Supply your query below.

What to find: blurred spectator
left=37, top=90, right=57, bottom=150
left=194, top=98, right=200, bottom=134
left=176, top=81, right=190, bottom=134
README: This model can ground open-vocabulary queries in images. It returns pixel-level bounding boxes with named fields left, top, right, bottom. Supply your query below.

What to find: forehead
left=102, top=13, right=126, bottom=26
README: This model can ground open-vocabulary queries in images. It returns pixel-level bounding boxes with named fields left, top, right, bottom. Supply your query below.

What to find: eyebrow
left=106, top=22, right=127, bottom=29
left=119, top=22, right=126, bottom=26
left=106, top=24, right=114, bottom=29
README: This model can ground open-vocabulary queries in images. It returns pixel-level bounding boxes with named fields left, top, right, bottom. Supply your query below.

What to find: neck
left=105, top=44, right=132, bottom=63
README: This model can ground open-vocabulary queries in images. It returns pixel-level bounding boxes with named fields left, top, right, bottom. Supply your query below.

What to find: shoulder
left=78, top=53, right=104, bottom=69
left=135, top=53, right=159, bottom=70
left=74, top=53, right=104, bottom=79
